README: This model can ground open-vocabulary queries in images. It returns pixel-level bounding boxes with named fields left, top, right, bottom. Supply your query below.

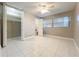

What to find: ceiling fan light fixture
left=40, top=9, right=49, bottom=14
left=39, top=3, right=55, bottom=14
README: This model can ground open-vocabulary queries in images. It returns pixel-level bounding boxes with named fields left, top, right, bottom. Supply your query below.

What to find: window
left=43, top=16, right=70, bottom=28
left=53, top=16, right=70, bottom=27
left=43, top=19, right=52, bottom=27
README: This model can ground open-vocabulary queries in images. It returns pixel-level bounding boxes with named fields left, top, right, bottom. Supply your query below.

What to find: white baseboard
left=23, top=36, right=35, bottom=40
left=45, top=34, right=73, bottom=40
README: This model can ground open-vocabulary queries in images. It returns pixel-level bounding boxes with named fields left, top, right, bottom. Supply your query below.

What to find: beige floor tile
left=1, top=36, right=79, bottom=57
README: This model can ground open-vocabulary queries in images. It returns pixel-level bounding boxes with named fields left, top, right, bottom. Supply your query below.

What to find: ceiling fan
left=38, top=2, right=55, bottom=14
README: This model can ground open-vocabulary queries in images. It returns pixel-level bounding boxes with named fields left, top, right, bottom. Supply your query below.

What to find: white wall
left=22, top=12, right=36, bottom=40
left=43, top=10, right=74, bottom=38
left=74, top=3, right=79, bottom=48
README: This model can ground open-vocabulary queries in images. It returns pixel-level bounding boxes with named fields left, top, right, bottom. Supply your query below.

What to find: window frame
left=43, top=16, right=71, bottom=28
left=53, top=16, right=71, bottom=28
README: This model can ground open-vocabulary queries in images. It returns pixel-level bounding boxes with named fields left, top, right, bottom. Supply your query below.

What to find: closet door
left=0, top=3, right=3, bottom=47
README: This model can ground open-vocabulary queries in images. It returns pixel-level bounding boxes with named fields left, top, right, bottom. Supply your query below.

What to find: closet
left=0, top=4, right=23, bottom=47
left=6, top=6, right=22, bottom=40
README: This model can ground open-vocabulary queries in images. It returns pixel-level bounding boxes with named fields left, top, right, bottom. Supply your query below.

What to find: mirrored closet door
left=6, top=5, right=22, bottom=42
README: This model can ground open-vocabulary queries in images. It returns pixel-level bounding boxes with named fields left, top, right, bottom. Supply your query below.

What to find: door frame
left=1, top=3, right=4, bottom=47
left=2, top=3, right=24, bottom=47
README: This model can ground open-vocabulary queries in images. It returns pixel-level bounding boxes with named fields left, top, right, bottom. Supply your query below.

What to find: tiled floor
left=1, top=36, right=79, bottom=57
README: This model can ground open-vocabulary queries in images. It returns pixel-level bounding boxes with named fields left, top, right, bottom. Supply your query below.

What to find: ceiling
left=7, top=2, right=76, bottom=17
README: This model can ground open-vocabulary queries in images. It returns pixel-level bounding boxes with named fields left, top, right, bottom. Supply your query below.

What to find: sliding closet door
left=0, top=3, right=3, bottom=47
left=6, top=6, right=22, bottom=40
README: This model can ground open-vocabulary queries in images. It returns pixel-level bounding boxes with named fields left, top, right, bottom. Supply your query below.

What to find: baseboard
left=23, top=35, right=35, bottom=40
left=45, top=34, right=73, bottom=40
left=73, top=39, right=79, bottom=53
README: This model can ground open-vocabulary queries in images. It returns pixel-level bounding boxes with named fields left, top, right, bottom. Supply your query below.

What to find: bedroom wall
left=74, top=3, right=79, bottom=48
left=43, top=10, right=75, bottom=38
left=22, top=12, right=36, bottom=39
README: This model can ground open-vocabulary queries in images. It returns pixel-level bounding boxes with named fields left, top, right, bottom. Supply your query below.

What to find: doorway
left=6, top=5, right=22, bottom=42
left=0, top=4, right=23, bottom=47
left=35, top=18, right=43, bottom=36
